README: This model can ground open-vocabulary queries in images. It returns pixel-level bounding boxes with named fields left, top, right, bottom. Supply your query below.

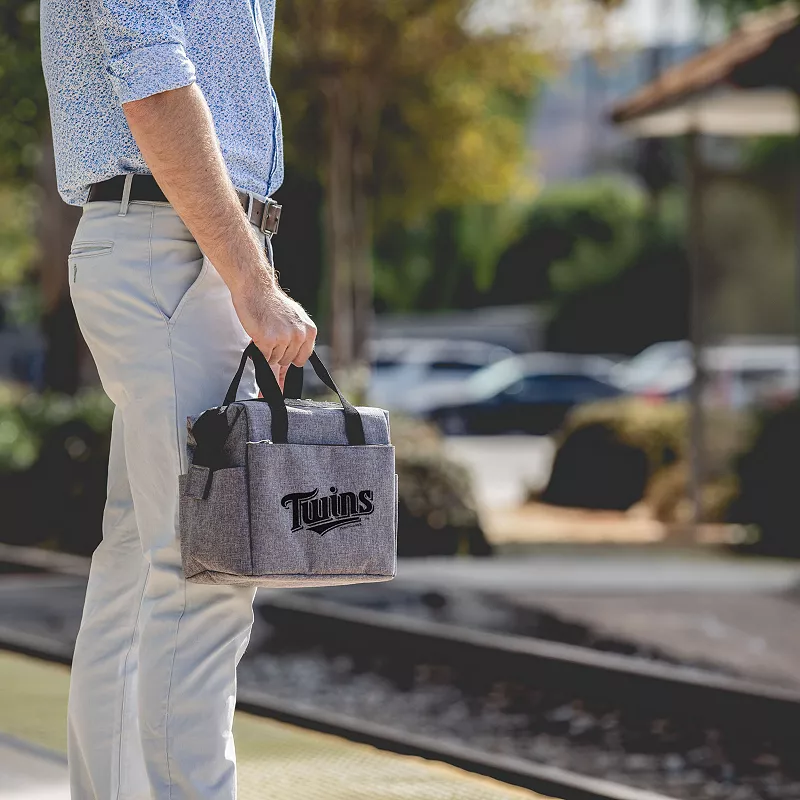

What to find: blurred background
left=1, top=1, right=800, bottom=799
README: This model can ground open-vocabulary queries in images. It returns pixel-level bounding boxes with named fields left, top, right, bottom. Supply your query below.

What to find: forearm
left=122, top=83, right=273, bottom=294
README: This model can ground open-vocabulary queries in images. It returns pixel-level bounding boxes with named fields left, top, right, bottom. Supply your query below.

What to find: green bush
left=728, top=401, right=800, bottom=557
left=0, top=384, right=113, bottom=472
left=0, top=387, right=489, bottom=557
left=0, top=385, right=113, bottom=553
left=540, top=398, right=744, bottom=521
left=391, top=416, right=491, bottom=556
left=564, top=397, right=687, bottom=470
left=492, top=179, right=690, bottom=355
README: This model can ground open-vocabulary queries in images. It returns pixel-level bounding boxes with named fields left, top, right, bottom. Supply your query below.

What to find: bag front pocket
left=246, top=442, right=397, bottom=580
left=179, top=466, right=251, bottom=580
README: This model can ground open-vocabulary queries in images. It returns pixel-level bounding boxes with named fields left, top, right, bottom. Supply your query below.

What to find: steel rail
left=256, top=592, right=800, bottom=720
left=1, top=544, right=794, bottom=798
left=0, top=626, right=677, bottom=800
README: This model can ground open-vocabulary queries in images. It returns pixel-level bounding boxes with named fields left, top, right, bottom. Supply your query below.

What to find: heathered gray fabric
left=179, top=396, right=397, bottom=587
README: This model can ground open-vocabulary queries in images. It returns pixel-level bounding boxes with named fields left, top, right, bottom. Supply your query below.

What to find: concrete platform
left=0, top=736, right=68, bottom=800
left=393, top=551, right=800, bottom=594
left=0, top=651, right=544, bottom=800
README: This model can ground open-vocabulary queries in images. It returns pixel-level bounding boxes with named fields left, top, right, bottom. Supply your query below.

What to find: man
left=40, top=0, right=316, bottom=797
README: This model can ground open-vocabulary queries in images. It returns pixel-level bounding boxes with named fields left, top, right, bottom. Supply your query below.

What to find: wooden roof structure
left=611, top=4, right=800, bottom=137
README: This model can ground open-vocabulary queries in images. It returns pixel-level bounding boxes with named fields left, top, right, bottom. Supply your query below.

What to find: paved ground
left=0, top=651, right=544, bottom=800
left=394, top=552, right=800, bottom=594
left=0, top=736, right=68, bottom=800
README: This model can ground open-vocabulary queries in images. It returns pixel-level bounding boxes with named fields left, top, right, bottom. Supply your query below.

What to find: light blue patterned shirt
left=40, top=0, right=284, bottom=206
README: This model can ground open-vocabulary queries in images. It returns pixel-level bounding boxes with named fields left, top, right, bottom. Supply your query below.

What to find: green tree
left=273, top=0, right=545, bottom=370
left=486, top=177, right=690, bottom=354
left=492, top=178, right=646, bottom=303
left=0, top=0, right=46, bottom=183
left=1, top=0, right=551, bottom=386
left=0, top=1, right=47, bottom=291
left=1, top=0, right=83, bottom=392
left=695, top=0, right=786, bottom=22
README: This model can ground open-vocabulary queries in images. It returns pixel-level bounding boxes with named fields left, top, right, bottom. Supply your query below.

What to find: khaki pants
left=67, top=197, right=263, bottom=799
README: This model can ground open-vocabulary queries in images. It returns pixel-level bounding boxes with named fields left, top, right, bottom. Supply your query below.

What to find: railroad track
left=0, top=617, right=673, bottom=800
left=256, top=591, right=800, bottom=725
left=3, top=544, right=799, bottom=799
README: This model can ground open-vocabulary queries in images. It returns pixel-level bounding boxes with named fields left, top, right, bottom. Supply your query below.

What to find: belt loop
left=118, top=174, right=134, bottom=217
left=246, top=192, right=254, bottom=224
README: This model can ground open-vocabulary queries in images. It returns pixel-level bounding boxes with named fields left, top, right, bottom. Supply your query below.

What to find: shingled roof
left=612, top=4, right=800, bottom=125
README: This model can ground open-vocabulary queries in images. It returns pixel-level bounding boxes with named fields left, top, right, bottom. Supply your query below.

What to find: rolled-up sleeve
left=87, top=0, right=196, bottom=104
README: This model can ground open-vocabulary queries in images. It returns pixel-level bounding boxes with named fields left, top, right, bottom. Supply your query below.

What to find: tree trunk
left=323, top=79, right=357, bottom=371
left=351, top=81, right=380, bottom=367
left=36, top=123, right=83, bottom=393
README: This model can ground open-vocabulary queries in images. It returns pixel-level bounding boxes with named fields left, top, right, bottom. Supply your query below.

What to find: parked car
left=610, top=340, right=693, bottom=399
left=367, top=338, right=513, bottom=412
left=706, top=343, right=799, bottom=408
left=612, top=339, right=800, bottom=407
left=421, top=353, right=623, bottom=435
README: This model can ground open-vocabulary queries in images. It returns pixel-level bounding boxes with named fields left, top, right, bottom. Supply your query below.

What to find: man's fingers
left=293, top=330, right=316, bottom=367
left=277, top=328, right=308, bottom=366
left=278, top=344, right=302, bottom=366
left=270, top=362, right=289, bottom=392
left=268, top=341, right=290, bottom=366
left=254, top=339, right=276, bottom=363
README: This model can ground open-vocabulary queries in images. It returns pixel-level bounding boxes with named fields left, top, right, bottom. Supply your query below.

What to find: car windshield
left=465, top=359, right=524, bottom=398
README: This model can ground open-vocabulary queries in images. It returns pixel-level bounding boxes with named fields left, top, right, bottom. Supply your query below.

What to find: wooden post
left=795, top=93, right=800, bottom=389
left=686, top=130, right=706, bottom=527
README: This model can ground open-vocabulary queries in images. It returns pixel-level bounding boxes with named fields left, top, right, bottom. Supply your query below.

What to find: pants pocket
left=69, top=240, right=115, bottom=284
left=150, top=249, right=208, bottom=324
left=70, top=240, right=115, bottom=258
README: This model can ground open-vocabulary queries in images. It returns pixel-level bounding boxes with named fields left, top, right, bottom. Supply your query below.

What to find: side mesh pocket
left=179, top=466, right=251, bottom=581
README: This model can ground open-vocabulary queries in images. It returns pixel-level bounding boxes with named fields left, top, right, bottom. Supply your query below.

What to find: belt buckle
left=260, top=198, right=282, bottom=238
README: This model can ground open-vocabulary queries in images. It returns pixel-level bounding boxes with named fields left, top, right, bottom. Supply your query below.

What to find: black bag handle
left=283, top=364, right=304, bottom=400
left=224, top=343, right=365, bottom=446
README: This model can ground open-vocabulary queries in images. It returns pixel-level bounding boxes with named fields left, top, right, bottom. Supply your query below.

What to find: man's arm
left=123, top=84, right=316, bottom=368
left=83, top=0, right=315, bottom=368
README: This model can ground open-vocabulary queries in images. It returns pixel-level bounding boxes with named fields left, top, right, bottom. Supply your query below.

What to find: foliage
left=0, top=0, right=46, bottom=183
left=272, top=0, right=547, bottom=354
left=0, top=384, right=112, bottom=472
left=542, top=397, right=753, bottom=523
left=536, top=179, right=646, bottom=296
left=728, top=400, right=800, bottom=556
left=373, top=196, right=533, bottom=312
left=563, top=397, right=688, bottom=470
left=495, top=177, right=649, bottom=302
left=391, top=415, right=491, bottom=555
left=0, top=185, right=38, bottom=288
left=695, top=0, right=787, bottom=24
left=0, top=387, right=490, bottom=557
left=540, top=419, right=651, bottom=511
left=273, top=0, right=544, bottom=225
left=490, top=178, right=690, bottom=353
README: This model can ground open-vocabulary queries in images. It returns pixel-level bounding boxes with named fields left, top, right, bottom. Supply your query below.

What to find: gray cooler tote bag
left=179, top=342, right=397, bottom=588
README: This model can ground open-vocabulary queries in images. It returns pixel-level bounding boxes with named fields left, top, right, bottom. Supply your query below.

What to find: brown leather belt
left=86, top=174, right=282, bottom=237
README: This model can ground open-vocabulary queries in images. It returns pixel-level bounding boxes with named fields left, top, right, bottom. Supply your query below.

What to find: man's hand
left=231, top=269, right=316, bottom=367
left=122, top=84, right=316, bottom=366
